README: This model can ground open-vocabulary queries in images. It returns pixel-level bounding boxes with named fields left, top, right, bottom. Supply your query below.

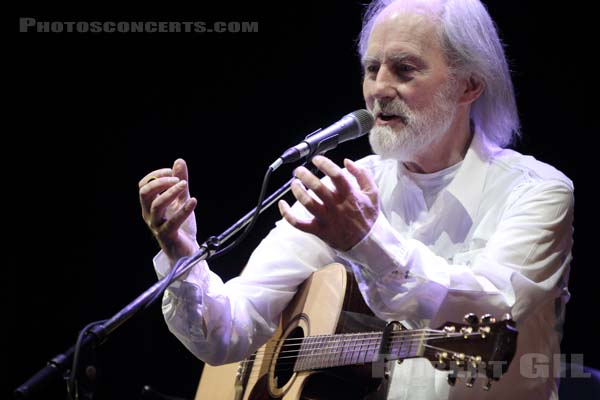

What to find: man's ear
left=458, top=74, right=485, bottom=105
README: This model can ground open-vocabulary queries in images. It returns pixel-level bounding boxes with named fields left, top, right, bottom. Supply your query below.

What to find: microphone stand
left=14, top=170, right=296, bottom=399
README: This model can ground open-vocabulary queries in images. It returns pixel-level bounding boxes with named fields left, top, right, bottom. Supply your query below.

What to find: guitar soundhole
left=273, top=326, right=304, bottom=388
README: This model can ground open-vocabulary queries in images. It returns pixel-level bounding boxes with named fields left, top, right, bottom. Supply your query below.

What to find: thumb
left=344, top=158, right=376, bottom=193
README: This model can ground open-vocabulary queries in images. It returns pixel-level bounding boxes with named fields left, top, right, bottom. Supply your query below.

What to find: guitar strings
left=244, top=329, right=468, bottom=363
left=245, top=328, right=461, bottom=359
left=241, top=332, right=484, bottom=377
left=247, top=332, right=479, bottom=365
left=240, top=331, right=479, bottom=374
left=239, top=330, right=482, bottom=370
left=247, top=328, right=448, bottom=350
left=248, top=331, right=450, bottom=361
left=253, top=335, right=440, bottom=361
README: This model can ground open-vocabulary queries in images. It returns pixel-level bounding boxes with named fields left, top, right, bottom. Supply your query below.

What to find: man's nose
left=372, top=66, right=397, bottom=100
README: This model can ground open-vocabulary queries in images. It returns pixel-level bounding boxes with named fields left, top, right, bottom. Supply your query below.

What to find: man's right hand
left=139, top=158, right=198, bottom=264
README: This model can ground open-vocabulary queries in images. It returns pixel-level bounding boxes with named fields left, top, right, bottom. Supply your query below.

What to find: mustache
left=371, top=99, right=410, bottom=125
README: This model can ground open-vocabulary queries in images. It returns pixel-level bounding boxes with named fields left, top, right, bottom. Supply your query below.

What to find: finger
left=139, top=177, right=180, bottom=215
left=159, top=197, right=198, bottom=238
left=172, top=159, right=190, bottom=201
left=150, top=180, right=188, bottom=227
left=294, top=166, right=334, bottom=203
left=277, top=200, right=318, bottom=234
left=344, top=159, right=376, bottom=192
left=139, top=168, right=173, bottom=188
left=311, top=155, right=352, bottom=195
left=290, top=179, right=326, bottom=219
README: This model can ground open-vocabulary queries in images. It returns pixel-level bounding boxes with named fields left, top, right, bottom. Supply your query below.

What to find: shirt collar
left=444, top=130, right=496, bottom=221
left=395, top=129, right=496, bottom=222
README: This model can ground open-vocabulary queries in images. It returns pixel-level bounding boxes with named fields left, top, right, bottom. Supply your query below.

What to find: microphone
left=279, top=109, right=374, bottom=164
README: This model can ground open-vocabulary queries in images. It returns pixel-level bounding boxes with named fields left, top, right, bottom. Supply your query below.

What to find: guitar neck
left=293, top=329, right=424, bottom=372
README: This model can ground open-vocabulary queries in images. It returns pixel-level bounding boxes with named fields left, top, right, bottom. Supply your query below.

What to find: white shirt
left=154, top=132, right=574, bottom=399
left=402, top=160, right=462, bottom=209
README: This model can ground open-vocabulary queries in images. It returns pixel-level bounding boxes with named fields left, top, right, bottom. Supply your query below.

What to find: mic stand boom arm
left=14, top=174, right=296, bottom=399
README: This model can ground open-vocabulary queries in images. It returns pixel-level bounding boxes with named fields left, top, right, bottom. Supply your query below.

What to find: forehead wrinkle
left=363, top=40, right=426, bottom=65
left=365, top=10, right=444, bottom=67
left=362, top=51, right=423, bottom=67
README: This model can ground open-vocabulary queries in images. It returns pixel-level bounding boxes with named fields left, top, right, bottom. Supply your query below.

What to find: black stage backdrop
left=8, top=1, right=595, bottom=399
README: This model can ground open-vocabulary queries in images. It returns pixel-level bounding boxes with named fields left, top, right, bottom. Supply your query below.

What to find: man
left=138, top=0, right=573, bottom=398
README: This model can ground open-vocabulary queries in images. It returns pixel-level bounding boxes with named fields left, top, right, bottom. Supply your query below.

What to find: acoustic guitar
left=195, top=263, right=517, bottom=399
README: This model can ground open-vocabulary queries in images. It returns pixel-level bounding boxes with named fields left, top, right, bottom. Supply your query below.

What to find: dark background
left=8, top=1, right=595, bottom=399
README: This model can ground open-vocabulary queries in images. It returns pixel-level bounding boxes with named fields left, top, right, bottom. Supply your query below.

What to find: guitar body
left=194, top=264, right=518, bottom=399
left=195, top=263, right=383, bottom=400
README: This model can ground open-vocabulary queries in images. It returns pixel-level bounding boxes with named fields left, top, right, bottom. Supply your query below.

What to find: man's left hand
left=278, top=155, right=380, bottom=251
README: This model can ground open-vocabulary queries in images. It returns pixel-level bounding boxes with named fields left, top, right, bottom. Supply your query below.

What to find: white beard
left=368, top=79, right=458, bottom=161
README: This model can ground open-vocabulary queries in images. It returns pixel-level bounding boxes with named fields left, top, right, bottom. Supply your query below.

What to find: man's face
left=362, top=10, right=459, bottom=161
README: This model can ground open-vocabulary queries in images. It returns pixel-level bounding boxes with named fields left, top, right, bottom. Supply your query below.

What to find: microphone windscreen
left=350, top=109, right=375, bottom=135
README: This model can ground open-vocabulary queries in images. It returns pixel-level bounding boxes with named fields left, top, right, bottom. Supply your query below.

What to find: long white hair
left=358, top=0, right=520, bottom=148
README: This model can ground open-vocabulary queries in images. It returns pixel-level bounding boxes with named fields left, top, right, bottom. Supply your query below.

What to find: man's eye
left=397, top=64, right=415, bottom=73
left=365, top=65, right=379, bottom=74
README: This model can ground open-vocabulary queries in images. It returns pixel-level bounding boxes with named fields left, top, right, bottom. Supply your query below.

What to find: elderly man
left=139, top=0, right=573, bottom=398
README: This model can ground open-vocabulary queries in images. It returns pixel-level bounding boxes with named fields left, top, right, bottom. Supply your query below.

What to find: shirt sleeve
left=154, top=209, right=338, bottom=365
left=339, top=179, right=574, bottom=326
